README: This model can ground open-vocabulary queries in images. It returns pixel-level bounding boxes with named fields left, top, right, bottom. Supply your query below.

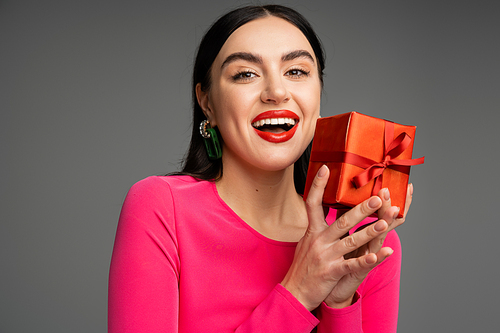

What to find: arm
left=109, top=174, right=403, bottom=332
left=109, top=178, right=317, bottom=332
left=235, top=284, right=319, bottom=332
left=359, top=230, right=401, bottom=332
left=108, top=178, right=180, bottom=332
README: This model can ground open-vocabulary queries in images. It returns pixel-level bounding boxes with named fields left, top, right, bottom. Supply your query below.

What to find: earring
left=199, top=120, right=222, bottom=160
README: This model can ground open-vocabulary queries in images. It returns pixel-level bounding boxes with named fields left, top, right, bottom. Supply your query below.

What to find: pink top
left=108, top=176, right=401, bottom=332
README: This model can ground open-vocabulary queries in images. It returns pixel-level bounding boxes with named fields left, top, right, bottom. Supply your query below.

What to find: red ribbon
left=310, top=121, right=425, bottom=195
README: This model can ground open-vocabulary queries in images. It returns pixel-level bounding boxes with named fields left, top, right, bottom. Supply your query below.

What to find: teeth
left=252, top=118, right=297, bottom=128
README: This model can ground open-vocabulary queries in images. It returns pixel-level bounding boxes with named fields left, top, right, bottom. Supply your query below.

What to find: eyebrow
left=281, top=50, right=315, bottom=64
left=220, top=50, right=315, bottom=69
left=221, top=52, right=263, bottom=69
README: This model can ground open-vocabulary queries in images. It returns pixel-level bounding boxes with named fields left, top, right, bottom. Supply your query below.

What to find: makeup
left=251, top=110, right=299, bottom=143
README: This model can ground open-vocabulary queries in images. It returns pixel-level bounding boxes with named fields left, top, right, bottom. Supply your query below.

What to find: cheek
left=299, top=87, right=321, bottom=138
left=298, top=86, right=321, bottom=117
left=210, top=85, right=257, bottom=127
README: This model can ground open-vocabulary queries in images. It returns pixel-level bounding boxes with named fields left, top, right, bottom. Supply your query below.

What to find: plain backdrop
left=1, top=0, right=499, bottom=332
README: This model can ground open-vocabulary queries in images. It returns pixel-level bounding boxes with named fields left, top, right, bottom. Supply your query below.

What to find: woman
left=109, top=5, right=409, bottom=332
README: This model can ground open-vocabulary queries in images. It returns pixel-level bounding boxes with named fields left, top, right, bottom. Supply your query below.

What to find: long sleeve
left=108, top=177, right=318, bottom=332
left=235, top=284, right=318, bottom=332
left=315, top=230, right=402, bottom=332
left=108, top=177, right=401, bottom=332
left=108, top=178, right=180, bottom=332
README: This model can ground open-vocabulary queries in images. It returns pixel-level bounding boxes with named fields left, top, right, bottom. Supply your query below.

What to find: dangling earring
left=199, top=119, right=222, bottom=160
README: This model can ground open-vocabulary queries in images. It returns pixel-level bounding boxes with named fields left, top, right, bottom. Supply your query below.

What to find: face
left=197, top=16, right=322, bottom=173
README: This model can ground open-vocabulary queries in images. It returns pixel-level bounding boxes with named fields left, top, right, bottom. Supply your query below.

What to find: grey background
left=1, top=0, right=499, bottom=332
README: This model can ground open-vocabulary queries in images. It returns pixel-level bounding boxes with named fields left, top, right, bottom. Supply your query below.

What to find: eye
left=285, top=68, right=310, bottom=78
left=232, top=70, right=258, bottom=81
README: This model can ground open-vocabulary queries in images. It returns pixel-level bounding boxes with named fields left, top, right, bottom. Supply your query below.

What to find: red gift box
left=303, top=112, right=424, bottom=218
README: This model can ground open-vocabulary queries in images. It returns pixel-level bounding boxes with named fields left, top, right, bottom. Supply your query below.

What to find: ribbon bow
left=310, top=121, right=425, bottom=195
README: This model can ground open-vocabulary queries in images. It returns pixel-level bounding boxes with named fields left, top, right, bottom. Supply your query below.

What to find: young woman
left=109, top=5, right=410, bottom=332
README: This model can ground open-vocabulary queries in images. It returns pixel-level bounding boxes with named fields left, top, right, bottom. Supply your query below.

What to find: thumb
left=305, top=165, right=330, bottom=233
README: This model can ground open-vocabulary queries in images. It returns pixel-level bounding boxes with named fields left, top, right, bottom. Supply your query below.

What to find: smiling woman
left=109, top=5, right=406, bottom=333
left=196, top=16, right=321, bottom=177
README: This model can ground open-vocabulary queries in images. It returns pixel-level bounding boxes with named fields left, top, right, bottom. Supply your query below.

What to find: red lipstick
left=251, top=110, right=299, bottom=123
left=251, top=110, right=299, bottom=143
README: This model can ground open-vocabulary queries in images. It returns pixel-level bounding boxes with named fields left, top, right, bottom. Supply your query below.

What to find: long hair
left=174, top=5, right=325, bottom=194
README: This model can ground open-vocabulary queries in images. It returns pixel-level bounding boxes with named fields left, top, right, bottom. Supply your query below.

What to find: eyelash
left=231, top=68, right=310, bottom=82
left=285, top=68, right=310, bottom=78
left=232, top=70, right=258, bottom=81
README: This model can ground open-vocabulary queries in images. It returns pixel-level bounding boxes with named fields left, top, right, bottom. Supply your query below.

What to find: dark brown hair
left=175, top=5, right=325, bottom=194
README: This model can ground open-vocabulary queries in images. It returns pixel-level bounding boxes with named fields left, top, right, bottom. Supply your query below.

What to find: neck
left=216, top=155, right=308, bottom=242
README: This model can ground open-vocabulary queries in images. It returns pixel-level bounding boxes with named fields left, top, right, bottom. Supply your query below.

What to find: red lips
left=251, top=110, right=299, bottom=143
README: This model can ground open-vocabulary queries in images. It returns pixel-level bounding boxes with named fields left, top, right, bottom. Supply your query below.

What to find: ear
left=196, top=83, right=216, bottom=126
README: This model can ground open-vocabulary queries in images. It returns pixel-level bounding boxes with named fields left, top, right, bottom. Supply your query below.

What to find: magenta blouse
left=109, top=176, right=401, bottom=332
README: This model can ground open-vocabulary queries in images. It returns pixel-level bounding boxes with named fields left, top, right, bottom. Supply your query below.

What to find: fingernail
left=383, top=188, right=390, bottom=201
left=317, top=165, right=328, bottom=178
left=374, top=220, right=386, bottom=232
left=366, top=254, right=377, bottom=264
left=368, top=197, right=381, bottom=209
left=393, top=208, right=400, bottom=219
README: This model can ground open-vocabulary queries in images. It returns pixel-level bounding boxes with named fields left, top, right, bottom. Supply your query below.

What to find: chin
left=253, top=153, right=303, bottom=173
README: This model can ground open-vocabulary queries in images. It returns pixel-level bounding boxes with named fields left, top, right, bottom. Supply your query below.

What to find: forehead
left=215, top=16, right=316, bottom=65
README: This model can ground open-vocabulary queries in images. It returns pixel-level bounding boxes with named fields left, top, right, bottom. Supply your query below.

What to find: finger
left=305, top=165, right=330, bottom=232
left=352, top=247, right=393, bottom=275
left=327, top=195, right=383, bottom=239
left=352, top=220, right=377, bottom=233
left=338, top=247, right=394, bottom=282
left=401, top=183, right=413, bottom=219
left=334, top=209, right=350, bottom=239
left=376, top=187, right=399, bottom=230
left=376, top=188, right=401, bottom=227
left=379, top=205, right=400, bottom=229
left=347, top=189, right=397, bottom=255
left=324, top=248, right=393, bottom=306
left=338, top=219, right=388, bottom=255
left=377, top=188, right=391, bottom=220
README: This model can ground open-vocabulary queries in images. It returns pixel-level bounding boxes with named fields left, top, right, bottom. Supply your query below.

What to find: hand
left=344, top=184, right=413, bottom=260
left=281, top=165, right=393, bottom=311
left=327, top=184, right=413, bottom=308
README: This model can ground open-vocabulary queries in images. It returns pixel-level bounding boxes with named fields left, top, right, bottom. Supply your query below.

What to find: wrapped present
left=303, top=111, right=424, bottom=218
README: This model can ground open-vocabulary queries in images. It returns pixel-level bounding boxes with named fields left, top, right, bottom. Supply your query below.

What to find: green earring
left=200, top=120, right=222, bottom=160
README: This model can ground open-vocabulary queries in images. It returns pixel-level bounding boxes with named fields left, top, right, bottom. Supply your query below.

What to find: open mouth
left=251, top=117, right=297, bottom=133
left=251, top=110, right=299, bottom=143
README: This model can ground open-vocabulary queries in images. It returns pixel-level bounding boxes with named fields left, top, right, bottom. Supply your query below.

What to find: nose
left=260, top=75, right=290, bottom=104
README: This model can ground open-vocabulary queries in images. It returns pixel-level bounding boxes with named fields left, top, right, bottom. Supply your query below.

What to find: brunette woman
left=109, top=5, right=410, bottom=332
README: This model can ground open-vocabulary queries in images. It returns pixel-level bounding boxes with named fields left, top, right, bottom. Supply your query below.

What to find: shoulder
left=118, top=175, right=216, bottom=236
left=128, top=174, right=204, bottom=191
left=121, top=175, right=213, bottom=215
left=126, top=175, right=211, bottom=199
